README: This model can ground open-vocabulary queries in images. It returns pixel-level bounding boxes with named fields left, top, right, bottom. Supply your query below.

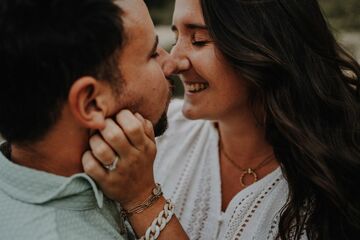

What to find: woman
left=84, top=0, right=360, bottom=239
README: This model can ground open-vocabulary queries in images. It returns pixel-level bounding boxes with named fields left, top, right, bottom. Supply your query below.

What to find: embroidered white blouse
left=155, top=99, right=307, bottom=240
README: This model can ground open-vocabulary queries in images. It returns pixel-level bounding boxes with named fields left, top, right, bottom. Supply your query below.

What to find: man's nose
left=158, top=48, right=178, bottom=77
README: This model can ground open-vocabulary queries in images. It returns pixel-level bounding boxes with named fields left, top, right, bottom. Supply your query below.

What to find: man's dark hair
left=0, top=0, right=124, bottom=143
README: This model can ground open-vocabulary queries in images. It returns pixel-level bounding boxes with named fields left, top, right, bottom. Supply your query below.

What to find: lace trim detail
left=267, top=213, right=280, bottom=239
left=266, top=194, right=310, bottom=239
left=171, top=136, right=200, bottom=220
left=266, top=213, right=308, bottom=240
left=224, top=192, right=254, bottom=240
left=225, top=193, right=259, bottom=240
left=230, top=177, right=281, bottom=240
left=186, top=157, right=212, bottom=240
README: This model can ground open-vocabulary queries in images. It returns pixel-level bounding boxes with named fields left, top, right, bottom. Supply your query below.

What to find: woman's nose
left=157, top=47, right=178, bottom=77
left=170, top=44, right=191, bottom=74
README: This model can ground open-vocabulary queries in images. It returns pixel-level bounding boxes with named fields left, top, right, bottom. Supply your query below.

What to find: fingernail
left=135, top=113, right=145, bottom=121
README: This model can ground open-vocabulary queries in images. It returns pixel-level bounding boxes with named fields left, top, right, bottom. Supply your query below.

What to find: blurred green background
left=319, top=0, right=360, bottom=31
left=147, top=0, right=360, bottom=30
left=146, top=0, right=360, bottom=97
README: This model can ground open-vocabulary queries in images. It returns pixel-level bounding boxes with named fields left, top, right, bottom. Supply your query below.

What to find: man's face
left=110, top=0, right=172, bottom=136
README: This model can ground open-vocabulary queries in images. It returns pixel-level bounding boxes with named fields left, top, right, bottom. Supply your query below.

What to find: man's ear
left=68, top=77, right=113, bottom=130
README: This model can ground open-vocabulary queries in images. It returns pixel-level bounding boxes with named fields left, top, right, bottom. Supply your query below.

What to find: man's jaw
left=153, top=110, right=168, bottom=137
left=153, top=86, right=172, bottom=137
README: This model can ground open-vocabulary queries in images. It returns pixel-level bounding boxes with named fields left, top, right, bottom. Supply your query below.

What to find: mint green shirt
left=0, top=143, right=134, bottom=240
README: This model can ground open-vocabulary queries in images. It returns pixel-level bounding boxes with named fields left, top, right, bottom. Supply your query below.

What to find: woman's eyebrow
left=171, top=23, right=208, bottom=32
left=184, top=23, right=208, bottom=30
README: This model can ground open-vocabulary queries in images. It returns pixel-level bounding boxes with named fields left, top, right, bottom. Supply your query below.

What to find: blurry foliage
left=145, top=0, right=174, bottom=25
left=147, top=0, right=360, bottom=31
left=319, top=0, right=360, bottom=31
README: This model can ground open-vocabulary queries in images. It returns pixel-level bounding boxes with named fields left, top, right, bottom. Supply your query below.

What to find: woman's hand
left=82, top=110, right=157, bottom=209
left=82, top=109, right=189, bottom=239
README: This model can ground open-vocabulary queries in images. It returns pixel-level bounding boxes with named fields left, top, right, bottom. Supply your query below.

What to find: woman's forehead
left=173, top=0, right=204, bottom=26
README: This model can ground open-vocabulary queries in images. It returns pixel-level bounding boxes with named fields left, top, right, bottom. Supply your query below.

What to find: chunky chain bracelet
left=139, top=199, right=175, bottom=240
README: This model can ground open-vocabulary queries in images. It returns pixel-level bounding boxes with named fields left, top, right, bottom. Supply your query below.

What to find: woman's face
left=171, top=0, right=249, bottom=121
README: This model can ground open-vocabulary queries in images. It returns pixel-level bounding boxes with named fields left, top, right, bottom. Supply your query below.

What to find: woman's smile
left=184, top=82, right=209, bottom=94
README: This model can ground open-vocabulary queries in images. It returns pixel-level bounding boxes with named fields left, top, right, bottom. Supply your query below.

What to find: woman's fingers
left=144, top=119, right=155, bottom=142
left=92, top=111, right=155, bottom=168
left=82, top=150, right=107, bottom=182
left=100, top=118, right=134, bottom=157
left=84, top=110, right=158, bottom=204
left=134, top=113, right=155, bottom=142
left=115, top=110, right=148, bottom=151
left=89, top=134, right=117, bottom=166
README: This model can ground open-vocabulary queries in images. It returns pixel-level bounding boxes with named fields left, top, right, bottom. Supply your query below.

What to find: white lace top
left=154, top=99, right=307, bottom=240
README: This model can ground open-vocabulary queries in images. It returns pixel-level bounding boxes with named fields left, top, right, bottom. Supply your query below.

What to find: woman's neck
left=217, top=112, right=279, bottom=211
left=216, top=111, right=274, bottom=167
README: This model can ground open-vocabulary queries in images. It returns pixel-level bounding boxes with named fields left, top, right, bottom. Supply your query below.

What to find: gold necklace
left=220, top=141, right=275, bottom=187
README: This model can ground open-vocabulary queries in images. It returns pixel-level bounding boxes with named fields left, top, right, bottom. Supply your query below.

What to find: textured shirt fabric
left=154, top=99, right=308, bottom=240
left=0, top=142, right=133, bottom=240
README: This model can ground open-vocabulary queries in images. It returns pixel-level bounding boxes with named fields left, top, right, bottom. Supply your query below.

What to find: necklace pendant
left=240, top=168, right=258, bottom=187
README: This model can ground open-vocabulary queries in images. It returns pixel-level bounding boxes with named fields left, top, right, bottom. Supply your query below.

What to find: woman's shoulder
left=166, top=98, right=184, bottom=121
left=154, top=99, right=218, bottom=180
left=165, top=98, right=189, bottom=125
left=159, top=98, right=208, bottom=138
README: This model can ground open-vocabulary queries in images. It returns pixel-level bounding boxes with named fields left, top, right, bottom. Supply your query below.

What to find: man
left=0, top=0, right=174, bottom=239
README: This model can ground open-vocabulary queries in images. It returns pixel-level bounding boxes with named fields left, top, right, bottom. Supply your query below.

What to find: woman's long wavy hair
left=200, top=0, right=360, bottom=239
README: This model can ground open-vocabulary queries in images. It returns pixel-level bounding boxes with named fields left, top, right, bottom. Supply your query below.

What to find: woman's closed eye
left=191, top=40, right=210, bottom=47
left=171, top=32, right=212, bottom=47
left=191, top=32, right=212, bottom=47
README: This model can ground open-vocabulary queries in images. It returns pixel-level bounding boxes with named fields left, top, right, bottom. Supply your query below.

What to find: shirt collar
left=0, top=142, right=104, bottom=210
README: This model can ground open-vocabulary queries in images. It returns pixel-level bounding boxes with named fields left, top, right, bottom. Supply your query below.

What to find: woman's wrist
left=126, top=196, right=167, bottom=235
left=121, top=183, right=163, bottom=216
left=119, top=180, right=157, bottom=209
left=125, top=196, right=188, bottom=240
left=138, top=199, right=175, bottom=240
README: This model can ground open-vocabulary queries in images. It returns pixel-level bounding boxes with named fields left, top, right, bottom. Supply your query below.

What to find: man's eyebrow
left=171, top=23, right=208, bottom=32
left=149, top=35, right=159, bottom=56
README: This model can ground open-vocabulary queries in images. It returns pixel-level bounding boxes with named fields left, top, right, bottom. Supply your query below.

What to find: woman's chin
left=182, top=103, right=201, bottom=120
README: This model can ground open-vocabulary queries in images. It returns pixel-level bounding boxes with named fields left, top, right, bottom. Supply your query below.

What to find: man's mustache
left=166, top=75, right=177, bottom=96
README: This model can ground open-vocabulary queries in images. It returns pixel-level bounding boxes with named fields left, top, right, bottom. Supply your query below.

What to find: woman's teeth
left=185, top=83, right=208, bottom=93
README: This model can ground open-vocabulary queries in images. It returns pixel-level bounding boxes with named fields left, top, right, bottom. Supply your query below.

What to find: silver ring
left=103, top=155, right=120, bottom=171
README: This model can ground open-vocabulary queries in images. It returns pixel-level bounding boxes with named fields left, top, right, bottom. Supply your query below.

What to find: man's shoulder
left=0, top=192, right=130, bottom=240
left=0, top=192, right=59, bottom=239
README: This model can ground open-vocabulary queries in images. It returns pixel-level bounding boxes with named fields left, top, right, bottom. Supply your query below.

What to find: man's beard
left=153, top=81, right=173, bottom=137
left=115, top=80, right=172, bottom=138
left=153, top=110, right=168, bottom=137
